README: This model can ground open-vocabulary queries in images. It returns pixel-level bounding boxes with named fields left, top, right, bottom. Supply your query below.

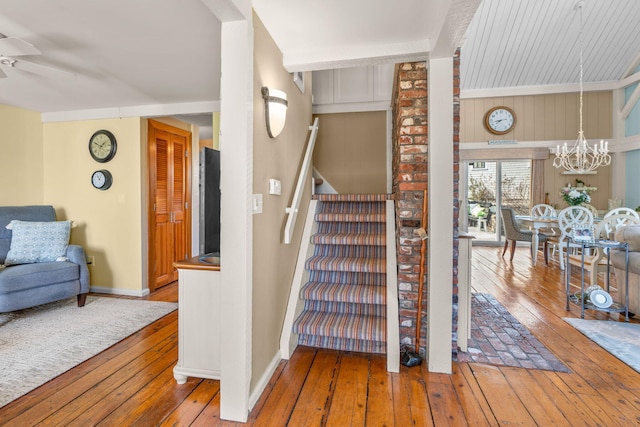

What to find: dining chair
left=602, top=208, right=640, bottom=238
left=530, top=204, right=560, bottom=255
left=552, top=206, right=594, bottom=270
left=501, top=207, right=549, bottom=263
left=531, top=204, right=557, bottom=218
left=604, top=207, right=639, bottom=220
left=581, top=203, right=599, bottom=218
left=566, top=214, right=640, bottom=287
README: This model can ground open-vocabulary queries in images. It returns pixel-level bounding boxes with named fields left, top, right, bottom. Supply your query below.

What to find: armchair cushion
left=614, top=225, right=640, bottom=252
left=4, top=220, right=71, bottom=266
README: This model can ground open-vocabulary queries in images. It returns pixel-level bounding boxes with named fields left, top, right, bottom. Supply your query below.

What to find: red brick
left=399, top=182, right=427, bottom=191
left=400, top=126, right=427, bottom=136
left=399, top=89, right=427, bottom=100
left=400, top=145, right=427, bottom=154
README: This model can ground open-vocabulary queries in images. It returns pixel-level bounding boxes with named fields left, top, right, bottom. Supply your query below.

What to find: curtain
left=531, top=159, right=545, bottom=206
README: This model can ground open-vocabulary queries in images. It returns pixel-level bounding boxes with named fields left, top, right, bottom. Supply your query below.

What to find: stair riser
left=308, top=271, right=386, bottom=286
left=315, top=213, right=385, bottom=223
left=312, top=245, right=386, bottom=258
left=318, top=201, right=386, bottom=214
left=305, top=256, right=386, bottom=274
left=301, top=282, right=385, bottom=304
left=317, top=222, right=386, bottom=234
left=298, top=335, right=386, bottom=354
left=303, top=300, right=386, bottom=316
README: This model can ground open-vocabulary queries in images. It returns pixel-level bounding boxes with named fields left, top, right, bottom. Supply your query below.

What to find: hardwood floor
left=2, top=246, right=640, bottom=425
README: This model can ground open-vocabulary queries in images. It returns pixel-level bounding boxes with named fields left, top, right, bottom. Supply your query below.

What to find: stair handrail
left=284, top=117, right=320, bottom=244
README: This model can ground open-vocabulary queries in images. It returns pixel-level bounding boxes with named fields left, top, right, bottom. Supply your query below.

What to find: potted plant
left=560, top=188, right=591, bottom=206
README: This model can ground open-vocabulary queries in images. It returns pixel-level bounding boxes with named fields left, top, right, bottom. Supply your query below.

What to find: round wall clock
left=89, top=130, right=117, bottom=162
left=91, top=169, right=113, bottom=190
left=484, top=106, right=516, bottom=135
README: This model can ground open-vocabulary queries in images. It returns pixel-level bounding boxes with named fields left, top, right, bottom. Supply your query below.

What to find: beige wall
left=461, top=92, right=614, bottom=210
left=461, top=92, right=612, bottom=143
left=43, top=118, right=146, bottom=293
left=313, top=111, right=387, bottom=193
left=252, top=14, right=313, bottom=391
left=0, top=105, right=44, bottom=205
left=543, top=159, right=611, bottom=211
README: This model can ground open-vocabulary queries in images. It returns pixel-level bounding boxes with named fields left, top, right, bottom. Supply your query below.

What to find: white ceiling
left=461, top=0, right=640, bottom=91
left=0, top=0, right=638, bottom=118
left=0, top=0, right=221, bottom=114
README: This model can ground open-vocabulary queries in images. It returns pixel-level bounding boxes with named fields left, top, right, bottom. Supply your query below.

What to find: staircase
left=292, top=194, right=390, bottom=354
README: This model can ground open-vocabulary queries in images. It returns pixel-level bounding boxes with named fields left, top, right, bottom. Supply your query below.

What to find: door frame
left=147, top=118, right=193, bottom=292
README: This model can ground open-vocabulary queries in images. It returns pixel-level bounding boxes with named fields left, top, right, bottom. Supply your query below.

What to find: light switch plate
left=252, top=194, right=263, bottom=214
left=269, top=179, right=282, bottom=196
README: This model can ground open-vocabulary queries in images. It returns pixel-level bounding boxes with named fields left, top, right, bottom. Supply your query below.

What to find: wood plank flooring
left=2, top=246, right=640, bottom=425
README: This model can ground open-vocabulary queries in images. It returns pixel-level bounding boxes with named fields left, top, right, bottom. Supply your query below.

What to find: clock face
left=91, top=169, right=113, bottom=190
left=485, top=107, right=516, bottom=135
left=89, top=130, right=117, bottom=162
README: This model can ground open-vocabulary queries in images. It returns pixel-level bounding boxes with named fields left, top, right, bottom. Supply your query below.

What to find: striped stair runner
left=293, top=194, right=391, bottom=354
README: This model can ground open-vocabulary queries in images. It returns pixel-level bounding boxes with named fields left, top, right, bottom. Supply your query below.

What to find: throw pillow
left=4, top=220, right=72, bottom=266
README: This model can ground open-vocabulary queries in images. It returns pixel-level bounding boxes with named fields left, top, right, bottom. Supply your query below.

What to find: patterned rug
left=0, top=295, right=177, bottom=407
left=564, top=318, right=640, bottom=373
left=457, top=293, right=569, bottom=372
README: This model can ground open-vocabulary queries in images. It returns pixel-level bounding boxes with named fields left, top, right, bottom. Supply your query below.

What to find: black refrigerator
left=199, top=147, right=220, bottom=256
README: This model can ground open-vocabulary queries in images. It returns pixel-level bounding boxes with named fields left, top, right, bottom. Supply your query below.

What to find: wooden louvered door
left=148, top=119, right=191, bottom=292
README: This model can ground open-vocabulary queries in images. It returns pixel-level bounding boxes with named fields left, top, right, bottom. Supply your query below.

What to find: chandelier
left=553, top=1, right=611, bottom=173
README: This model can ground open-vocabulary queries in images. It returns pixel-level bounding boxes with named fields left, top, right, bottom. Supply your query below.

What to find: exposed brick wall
left=392, top=54, right=460, bottom=359
left=392, top=62, right=428, bottom=355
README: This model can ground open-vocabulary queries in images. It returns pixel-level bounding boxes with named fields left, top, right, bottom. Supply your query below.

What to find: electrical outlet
left=87, top=256, right=95, bottom=266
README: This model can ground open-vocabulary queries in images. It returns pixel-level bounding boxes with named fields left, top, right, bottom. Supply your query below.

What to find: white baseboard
left=89, top=286, right=150, bottom=298
left=248, top=352, right=282, bottom=410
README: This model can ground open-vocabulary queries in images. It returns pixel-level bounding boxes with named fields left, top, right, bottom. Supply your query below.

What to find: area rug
left=563, top=318, right=640, bottom=373
left=457, top=293, right=569, bottom=372
left=0, top=295, right=177, bottom=408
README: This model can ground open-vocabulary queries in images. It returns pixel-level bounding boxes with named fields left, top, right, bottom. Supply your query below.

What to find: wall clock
left=91, top=169, right=113, bottom=190
left=89, top=130, right=117, bottom=163
left=484, top=106, right=516, bottom=135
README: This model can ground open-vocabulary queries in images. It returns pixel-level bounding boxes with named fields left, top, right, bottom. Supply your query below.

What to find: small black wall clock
left=91, top=169, right=113, bottom=190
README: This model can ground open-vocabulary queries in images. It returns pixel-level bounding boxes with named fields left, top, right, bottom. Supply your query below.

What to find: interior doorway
left=147, top=119, right=192, bottom=291
left=463, top=160, right=532, bottom=244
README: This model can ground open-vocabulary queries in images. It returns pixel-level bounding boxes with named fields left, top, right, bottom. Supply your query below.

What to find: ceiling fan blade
left=13, top=58, right=75, bottom=79
left=0, top=67, right=6, bottom=78
left=0, top=37, right=41, bottom=56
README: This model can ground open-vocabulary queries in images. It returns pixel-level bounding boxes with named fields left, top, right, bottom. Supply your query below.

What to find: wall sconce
left=261, top=86, right=288, bottom=138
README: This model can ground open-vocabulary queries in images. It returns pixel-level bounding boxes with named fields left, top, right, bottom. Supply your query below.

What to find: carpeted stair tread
left=315, top=212, right=385, bottom=223
left=302, top=281, right=386, bottom=304
left=312, top=244, right=386, bottom=258
left=317, top=222, right=386, bottom=234
left=318, top=201, right=386, bottom=214
left=313, top=194, right=392, bottom=202
left=297, top=336, right=386, bottom=354
left=303, top=300, right=386, bottom=316
left=311, top=232, right=386, bottom=246
left=293, top=310, right=386, bottom=342
left=308, top=270, right=386, bottom=286
left=305, top=255, right=386, bottom=273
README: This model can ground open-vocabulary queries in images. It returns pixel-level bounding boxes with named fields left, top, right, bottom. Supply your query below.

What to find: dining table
left=516, top=215, right=558, bottom=266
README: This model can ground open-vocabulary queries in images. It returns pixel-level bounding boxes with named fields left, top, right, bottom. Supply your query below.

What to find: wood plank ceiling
left=461, top=0, right=640, bottom=90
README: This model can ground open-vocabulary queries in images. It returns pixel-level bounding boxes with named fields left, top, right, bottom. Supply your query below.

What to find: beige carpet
left=0, top=295, right=177, bottom=408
